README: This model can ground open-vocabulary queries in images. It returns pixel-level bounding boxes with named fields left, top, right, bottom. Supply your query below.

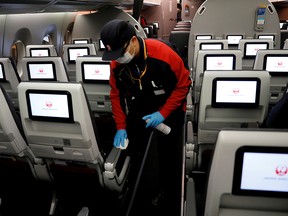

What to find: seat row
left=0, top=80, right=130, bottom=214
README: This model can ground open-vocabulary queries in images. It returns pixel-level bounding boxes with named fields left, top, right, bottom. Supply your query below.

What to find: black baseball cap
left=100, top=19, right=136, bottom=61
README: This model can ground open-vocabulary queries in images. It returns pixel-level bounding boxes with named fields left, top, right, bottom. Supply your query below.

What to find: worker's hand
left=113, top=129, right=127, bottom=148
left=142, top=111, right=165, bottom=128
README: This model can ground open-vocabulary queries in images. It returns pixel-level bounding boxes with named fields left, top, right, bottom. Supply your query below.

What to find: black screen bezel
left=29, top=48, right=51, bottom=57
left=67, top=47, right=90, bottom=64
left=26, top=89, right=74, bottom=123
left=204, top=54, right=236, bottom=71
left=232, top=146, right=288, bottom=198
left=27, top=61, right=57, bottom=81
left=263, top=54, right=288, bottom=76
left=211, top=77, right=261, bottom=108
left=81, top=61, right=110, bottom=84
left=243, top=42, right=269, bottom=59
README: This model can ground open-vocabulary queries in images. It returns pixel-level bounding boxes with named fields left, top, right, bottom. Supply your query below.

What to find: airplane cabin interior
left=0, top=0, right=288, bottom=216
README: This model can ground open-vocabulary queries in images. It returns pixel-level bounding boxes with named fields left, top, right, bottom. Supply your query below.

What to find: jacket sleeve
left=158, top=50, right=192, bottom=119
left=109, top=63, right=127, bottom=130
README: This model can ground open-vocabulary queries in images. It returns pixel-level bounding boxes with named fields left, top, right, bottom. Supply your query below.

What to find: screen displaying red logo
left=275, top=165, right=288, bottom=176
left=39, top=68, right=44, bottom=73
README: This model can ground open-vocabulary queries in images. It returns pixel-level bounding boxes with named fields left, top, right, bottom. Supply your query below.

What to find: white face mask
left=116, top=41, right=135, bottom=64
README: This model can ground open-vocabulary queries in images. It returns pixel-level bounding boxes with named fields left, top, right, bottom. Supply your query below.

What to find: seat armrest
left=103, top=147, right=131, bottom=192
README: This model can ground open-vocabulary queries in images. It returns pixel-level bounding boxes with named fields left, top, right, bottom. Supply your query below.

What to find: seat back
left=75, top=56, right=111, bottom=113
left=197, top=70, right=270, bottom=145
left=0, top=85, right=28, bottom=156
left=0, top=85, right=52, bottom=181
left=26, top=45, right=58, bottom=57
left=0, top=57, right=21, bottom=109
left=204, top=129, right=288, bottom=216
left=192, top=39, right=228, bottom=71
left=18, top=81, right=130, bottom=192
left=193, top=49, right=242, bottom=105
left=18, top=81, right=103, bottom=164
left=238, top=39, right=273, bottom=69
left=20, top=57, right=69, bottom=82
left=253, top=49, right=288, bottom=105
left=169, top=31, right=190, bottom=61
left=62, top=44, right=97, bottom=81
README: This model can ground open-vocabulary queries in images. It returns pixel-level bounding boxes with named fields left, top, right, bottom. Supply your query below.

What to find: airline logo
left=276, top=165, right=288, bottom=176
left=46, top=101, right=52, bottom=108
left=233, top=88, right=240, bottom=94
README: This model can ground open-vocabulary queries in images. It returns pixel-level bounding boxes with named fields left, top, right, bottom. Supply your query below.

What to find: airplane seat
left=192, top=39, right=228, bottom=74
left=0, top=57, right=21, bottom=110
left=62, top=44, right=97, bottom=82
left=169, top=30, right=190, bottom=62
left=0, top=84, right=52, bottom=181
left=253, top=49, right=288, bottom=105
left=196, top=70, right=270, bottom=170
left=17, top=81, right=130, bottom=193
left=193, top=49, right=242, bottom=106
left=191, top=49, right=243, bottom=137
left=238, top=39, right=274, bottom=70
left=75, top=56, right=112, bottom=114
left=204, top=129, right=288, bottom=216
left=25, top=44, right=58, bottom=57
left=20, top=56, right=69, bottom=82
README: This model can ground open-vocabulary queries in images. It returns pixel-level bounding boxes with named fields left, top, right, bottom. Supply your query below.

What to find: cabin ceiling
left=0, top=0, right=136, bottom=14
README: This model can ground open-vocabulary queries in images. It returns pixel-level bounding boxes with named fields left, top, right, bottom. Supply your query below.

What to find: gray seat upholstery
left=253, top=49, right=288, bottom=105
left=0, top=57, right=21, bottom=110
left=20, top=56, right=69, bottom=82
left=75, top=56, right=112, bottom=113
left=26, top=45, right=58, bottom=57
left=18, top=81, right=130, bottom=192
left=62, top=44, right=97, bottom=82
left=196, top=70, right=270, bottom=169
left=204, top=129, right=288, bottom=216
left=0, top=85, right=52, bottom=181
left=238, top=39, right=273, bottom=70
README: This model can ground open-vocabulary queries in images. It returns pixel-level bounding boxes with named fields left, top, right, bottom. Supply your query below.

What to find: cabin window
left=10, top=40, right=25, bottom=77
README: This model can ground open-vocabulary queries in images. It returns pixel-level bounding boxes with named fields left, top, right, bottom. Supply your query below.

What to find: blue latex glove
left=113, top=129, right=127, bottom=148
left=142, top=111, right=165, bottom=128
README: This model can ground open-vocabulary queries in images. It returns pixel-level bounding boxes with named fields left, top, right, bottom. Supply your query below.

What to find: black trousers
left=126, top=107, right=185, bottom=214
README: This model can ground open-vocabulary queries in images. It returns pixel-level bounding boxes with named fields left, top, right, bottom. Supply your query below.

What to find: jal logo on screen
left=46, top=101, right=52, bottom=108
left=233, top=88, right=240, bottom=94
left=94, top=69, right=100, bottom=74
left=275, top=165, right=288, bottom=176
